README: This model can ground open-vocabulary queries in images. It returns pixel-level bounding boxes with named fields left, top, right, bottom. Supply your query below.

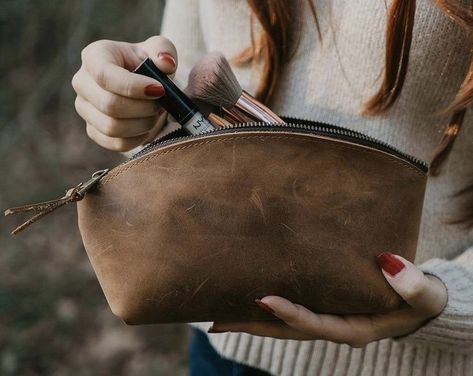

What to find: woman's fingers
left=137, top=35, right=178, bottom=76
left=81, top=40, right=165, bottom=99
left=141, top=114, right=170, bottom=144
left=72, top=67, right=161, bottom=118
left=257, top=296, right=382, bottom=347
left=72, top=37, right=180, bottom=151
left=80, top=36, right=178, bottom=100
left=377, top=253, right=448, bottom=316
left=210, top=320, right=314, bottom=340
left=75, top=96, right=161, bottom=138
left=85, top=123, right=150, bottom=152
left=211, top=253, right=449, bottom=346
left=212, top=299, right=430, bottom=347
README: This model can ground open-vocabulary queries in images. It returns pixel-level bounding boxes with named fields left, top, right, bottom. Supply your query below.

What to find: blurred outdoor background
left=0, top=1, right=191, bottom=375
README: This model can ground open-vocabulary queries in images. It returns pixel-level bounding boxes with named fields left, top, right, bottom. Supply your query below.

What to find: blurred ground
left=0, top=1, right=190, bottom=375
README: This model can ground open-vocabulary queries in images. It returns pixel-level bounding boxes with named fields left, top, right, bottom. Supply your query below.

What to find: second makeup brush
left=186, top=52, right=284, bottom=124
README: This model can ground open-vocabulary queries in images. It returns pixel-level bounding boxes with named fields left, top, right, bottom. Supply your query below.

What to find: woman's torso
left=164, top=0, right=473, bottom=263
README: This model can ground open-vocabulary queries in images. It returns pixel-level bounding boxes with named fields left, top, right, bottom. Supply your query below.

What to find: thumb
left=377, top=252, right=448, bottom=316
left=135, top=35, right=178, bottom=76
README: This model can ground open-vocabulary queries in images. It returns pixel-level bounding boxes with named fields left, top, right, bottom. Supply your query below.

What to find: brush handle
left=222, top=108, right=244, bottom=124
left=208, top=113, right=232, bottom=128
left=235, top=91, right=285, bottom=124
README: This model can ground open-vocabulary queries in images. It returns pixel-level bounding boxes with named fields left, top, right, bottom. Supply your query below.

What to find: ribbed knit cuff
left=396, top=251, right=473, bottom=353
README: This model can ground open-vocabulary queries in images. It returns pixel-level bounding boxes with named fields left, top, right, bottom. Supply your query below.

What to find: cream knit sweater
left=159, top=1, right=473, bottom=375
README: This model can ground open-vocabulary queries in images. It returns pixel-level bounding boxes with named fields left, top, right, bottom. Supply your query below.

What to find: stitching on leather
left=101, top=134, right=425, bottom=185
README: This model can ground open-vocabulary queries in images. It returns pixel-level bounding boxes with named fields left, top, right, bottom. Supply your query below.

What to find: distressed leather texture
left=77, top=130, right=427, bottom=324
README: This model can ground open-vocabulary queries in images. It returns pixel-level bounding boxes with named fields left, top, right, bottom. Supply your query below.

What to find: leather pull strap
left=5, top=187, right=82, bottom=235
left=5, top=169, right=108, bottom=235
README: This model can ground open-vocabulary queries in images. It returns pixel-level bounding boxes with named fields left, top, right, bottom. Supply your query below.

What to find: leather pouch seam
left=101, top=134, right=425, bottom=185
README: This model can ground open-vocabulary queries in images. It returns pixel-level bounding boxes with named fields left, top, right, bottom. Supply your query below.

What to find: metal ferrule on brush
left=234, top=91, right=284, bottom=124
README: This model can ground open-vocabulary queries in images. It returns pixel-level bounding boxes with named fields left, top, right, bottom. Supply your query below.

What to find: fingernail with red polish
left=377, top=252, right=405, bottom=276
left=255, top=299, right=275, bottom=314
left=208, top=326, right=226, bottom=334
left=144, top=84, right=164, bottom=97
left=158, top=52, right=176, bottom=68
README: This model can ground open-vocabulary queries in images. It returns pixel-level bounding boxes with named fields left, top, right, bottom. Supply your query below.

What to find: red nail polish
left=377, top=252, right=405, bottom=276
left=158, top=52, right=176, bottom=67
left=144, top=84, right=164, bottom=97
left=255, top=299, right=275, bottom=314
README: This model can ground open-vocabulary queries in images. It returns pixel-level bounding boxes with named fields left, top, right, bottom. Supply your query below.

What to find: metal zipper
left=132, top=116, right=428, bottom=172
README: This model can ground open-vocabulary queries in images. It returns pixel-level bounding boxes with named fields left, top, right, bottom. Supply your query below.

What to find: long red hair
left=236, top=0, right=472, bottom=227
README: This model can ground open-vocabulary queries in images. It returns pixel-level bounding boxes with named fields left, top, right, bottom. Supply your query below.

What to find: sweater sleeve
left=160, top=0, right=207, bottom=87
left=396, top=247, right=473, bottom=352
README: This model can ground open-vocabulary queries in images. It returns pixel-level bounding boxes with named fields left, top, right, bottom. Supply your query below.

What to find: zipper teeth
left=281, top=115, right=427, bottom=169
left=131, top=118, right=428, bottom=172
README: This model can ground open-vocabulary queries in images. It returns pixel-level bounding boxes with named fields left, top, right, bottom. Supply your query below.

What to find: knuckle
left=81, top=39, right=106, bottom=61
left=102, top=117, right=122, bottom=137
left=344, top=327, right=376, bottom=348
left=94, top=65, right=107, bottom=89
left=80, top=46, right=90, bottom=62
left=81, top=42, right=95, bottom=62
left=71, top=71, right=79, bottom=91
left=146, top=35, right=166, bottom=45
left=85, top=123, right=96, bottom=141
left=73, top=97, right=82, bottom=114
left=293, top=306, right=308, bottom=326
left=123, top=81, right=135, bottom=99
left=81, top=40, right=114, bottom=87
left=100, top=94, right=120, bottom=116
left=283, top=306, right=305, bottom=327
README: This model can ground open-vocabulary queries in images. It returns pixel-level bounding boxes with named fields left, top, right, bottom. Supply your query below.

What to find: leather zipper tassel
left=5, top=169, right=108, bottom=235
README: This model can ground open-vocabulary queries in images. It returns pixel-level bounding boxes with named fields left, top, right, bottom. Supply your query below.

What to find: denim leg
left=188, top=329, right=271, bottom=376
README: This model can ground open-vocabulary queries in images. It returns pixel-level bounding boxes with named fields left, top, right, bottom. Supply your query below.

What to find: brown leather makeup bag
left=73, top=117, right=428, bottom=324
left=6, top=117, right=428, bottom=324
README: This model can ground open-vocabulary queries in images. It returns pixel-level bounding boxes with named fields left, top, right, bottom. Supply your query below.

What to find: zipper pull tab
left=5, top=169, right=109, bottom=235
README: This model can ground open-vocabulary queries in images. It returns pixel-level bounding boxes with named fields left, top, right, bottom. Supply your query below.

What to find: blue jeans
left=188, top=329, right=271, bottom=376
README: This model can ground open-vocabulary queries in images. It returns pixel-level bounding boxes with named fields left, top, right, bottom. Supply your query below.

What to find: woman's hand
left=209, top=253, right=448, bottom=348
left=72, top=36, right=178, bottom=151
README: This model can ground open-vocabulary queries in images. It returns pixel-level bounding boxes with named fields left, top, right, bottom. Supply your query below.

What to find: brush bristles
left=187, top=52, right=242, bottom=109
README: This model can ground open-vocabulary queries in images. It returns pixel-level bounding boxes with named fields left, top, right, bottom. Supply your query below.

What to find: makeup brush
left=208, top=113, right=232, bottom=128
left=186, top=52, right=284, bottom=124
